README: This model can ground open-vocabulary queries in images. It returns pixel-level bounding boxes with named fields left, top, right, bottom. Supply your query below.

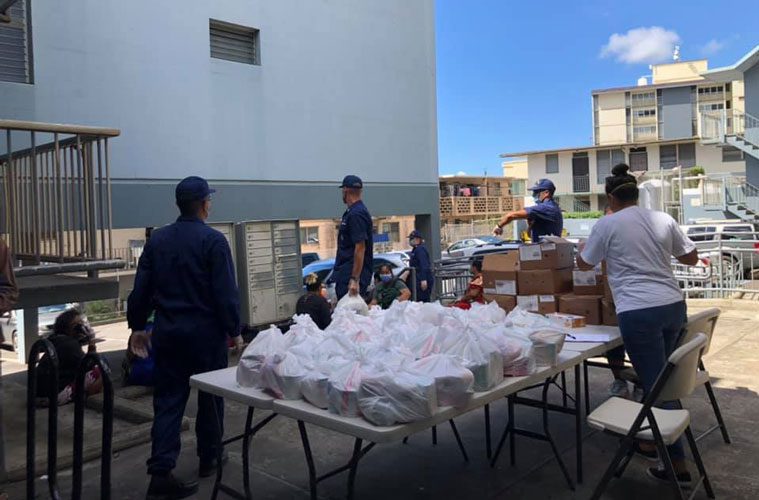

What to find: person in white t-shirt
left=577, top=163, right=698, bottom=485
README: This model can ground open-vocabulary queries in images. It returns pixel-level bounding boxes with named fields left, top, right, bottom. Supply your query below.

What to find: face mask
left=409, top=239, right=417, bottom=247
left=532, top=193, right=543, bottom=203
left=380, top=274, right=392, bottom=283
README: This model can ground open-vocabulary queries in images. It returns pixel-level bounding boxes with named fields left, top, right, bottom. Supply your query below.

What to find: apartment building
left=501, top=57, right=749, bottom=212
left=439, top=175, right=524, bottom=225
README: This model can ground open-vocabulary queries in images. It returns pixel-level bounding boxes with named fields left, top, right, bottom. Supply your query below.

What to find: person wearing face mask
left=127, top=176, right=242, bottom=499
left=493, top=178, right=563, bottom=243
left=296, top=273, right=332, bottom=330
left=407, top=229, right=434, bottom=302
left=333, top=175, right=373, bottom=300
left=370, top=264, right=411, bottom=309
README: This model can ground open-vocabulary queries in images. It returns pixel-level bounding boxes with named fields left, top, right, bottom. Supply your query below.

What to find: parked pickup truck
left=681, top=222, right=759, bottom=279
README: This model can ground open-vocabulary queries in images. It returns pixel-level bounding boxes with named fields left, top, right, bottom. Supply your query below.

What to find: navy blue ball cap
left=176, top=176, right=215, bottom=202
left=339, top=175, right=363, bottom=189
left=531, top=178, right=556, bottom=193
left=408, top=230, right=422, bottom=239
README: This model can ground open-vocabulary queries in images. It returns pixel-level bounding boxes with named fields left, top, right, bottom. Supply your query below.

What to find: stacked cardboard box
left=482, top=252, right=519, bottom=312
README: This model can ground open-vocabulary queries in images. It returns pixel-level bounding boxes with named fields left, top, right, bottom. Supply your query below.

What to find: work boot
left=146, top=473, right=199, bottom=500
left=199, top=450, right=229, bottom=478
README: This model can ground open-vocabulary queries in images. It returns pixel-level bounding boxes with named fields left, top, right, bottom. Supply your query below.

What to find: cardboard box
left=485, top=294, right=517, bottom=312
left=602, top=299, right=618, bottom=326
left=482, top=253, right=519, bottom=295
left=518, top=239, right=575, bottom=271
left=537, top=294, right=561, bottom=314
left=546, top=313, right=586, bottom=329
left=602, top=275, right=614, bottom=302
left=573, top=270, right=605, bottom=296
left=559, top=294, right=603, bottom=325
left=517, top=269, right=573, bottom=296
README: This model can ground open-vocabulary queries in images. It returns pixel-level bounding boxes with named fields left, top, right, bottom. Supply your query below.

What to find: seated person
left=451, top=259, right=486, bottom=310
left=296, top=273, right=332, bottom=330
left=123, top=311, right=156, bottom=386
left=36, top=309, right=102, bottom=406
left=370, top=264, right=411, bottom=309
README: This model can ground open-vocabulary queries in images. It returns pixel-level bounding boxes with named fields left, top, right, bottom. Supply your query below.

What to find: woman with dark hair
left=36, top=308, right=102, bottom=406
left=296, top=273, right=332, bottom=329
left=577, top=163, right=699, bottom=485
left=451, top=258, right=486, bottom=310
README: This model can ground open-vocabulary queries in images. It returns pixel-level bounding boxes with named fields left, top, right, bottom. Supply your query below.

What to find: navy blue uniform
left=127, top=216, right=240, bottom=475
left=525, top=199, right=563, bottom=243
left=409, top=244, right=434, bottom=302
left=333, top=200, right=373, bottom=299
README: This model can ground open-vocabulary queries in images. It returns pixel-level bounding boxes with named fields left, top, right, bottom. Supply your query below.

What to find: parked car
left=0, top=303, right=90, bottom=352
left=681, top=222, right=759, bottom=278
left=442, top=236, right=522, bottom=262
left=301, top=253, right=409, bottom=304
left=301, top=252, right=321, bottom=268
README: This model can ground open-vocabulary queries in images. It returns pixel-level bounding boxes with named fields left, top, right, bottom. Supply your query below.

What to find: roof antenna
left=673, top=45, right=681, bottom=62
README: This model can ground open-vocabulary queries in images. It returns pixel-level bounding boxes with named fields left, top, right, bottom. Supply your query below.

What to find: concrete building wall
left=652, top=60, right=707, bottom=84
left=659, top=87, right=694, bottom=140
left=595, top=92, right=627, bottom=145
left=0, top=0, right=440, bottom=254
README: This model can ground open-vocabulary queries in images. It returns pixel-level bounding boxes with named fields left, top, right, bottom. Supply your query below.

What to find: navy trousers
left=147, top=331, right=228, bottom=475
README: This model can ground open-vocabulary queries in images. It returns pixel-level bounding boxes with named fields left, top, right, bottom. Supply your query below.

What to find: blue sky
left=436, top=0, right=759, bottom=175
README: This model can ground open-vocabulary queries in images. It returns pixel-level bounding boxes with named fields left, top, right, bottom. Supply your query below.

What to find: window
left=210, top=19, right=260, bottom=65
left=699, top=103, right=724, bottom=112
left=596, top=149, right=625, bottom=184
left=721, top=226, right=753, bottom=240
left=381, top=222, right=400, bottom=243
left=300, top=227, right=319, bottom=244
left=659, top=145, right=677, bottom=169
left=633, top=125, right=656, bottom=139
left=678, top=143, right=695, bottom=169
left=687, top=226, right=716, bottom=242
left=545, top=153, right=559, bottom=174
left=722, top=146, right=744, bottom=162
left=634, top=108, right=656, bottom=118
left=0, top=0, right=33, bottom=83
left=511, top=180, right=525, bottom=196
left=629, top=147, right=648, bottom=172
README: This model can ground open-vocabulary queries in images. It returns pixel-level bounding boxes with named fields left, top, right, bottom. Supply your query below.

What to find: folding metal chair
left=620, top=308, right=730, bottom=443
left=588, top=333, right=715, bottom=500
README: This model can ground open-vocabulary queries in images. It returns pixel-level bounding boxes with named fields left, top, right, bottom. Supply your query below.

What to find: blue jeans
left=617, top=301, right=687, bottom=460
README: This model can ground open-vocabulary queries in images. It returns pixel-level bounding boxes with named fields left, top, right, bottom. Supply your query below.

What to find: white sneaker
left=609, top=379, right=630, bottom=398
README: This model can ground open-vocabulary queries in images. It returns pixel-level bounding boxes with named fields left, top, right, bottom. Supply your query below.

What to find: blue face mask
left=380, top=274, right=393, bottom=283
left=532, top=193, right=543, bottom=203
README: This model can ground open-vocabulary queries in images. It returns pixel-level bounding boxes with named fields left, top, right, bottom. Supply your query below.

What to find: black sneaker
left=199, top=451, right=229, bottom=478
left=647, top=466, right=692, bottom=486
left=146, top=473, right=199, bottom=500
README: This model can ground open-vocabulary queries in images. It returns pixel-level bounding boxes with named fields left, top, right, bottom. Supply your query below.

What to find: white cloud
left=456, top=170, right=468, bottom=176
left=600, top=27, right=681, bottom=64
left=700, top=38, right=726, bottom=56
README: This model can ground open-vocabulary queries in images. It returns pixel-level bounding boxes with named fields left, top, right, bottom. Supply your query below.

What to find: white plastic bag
left=406, top=325, right=440, bottom=359
left=260, top=352, right=308, bottom=400
left=236, top=325, right=284, bottom=388
left=506, top=308, right=553, bottom=329
left=443, top=331, right=502, bottom=392
left=410, top=354, right=474, bottom=408
left=358, top=369, right=437, bottom=426
left=501, top=330, right=537, bottom=377
left=528, top=329, right=566, bottom=368
left=327, top=360, right=367, bottom=417
left=335, top=293, right=370, bottom=316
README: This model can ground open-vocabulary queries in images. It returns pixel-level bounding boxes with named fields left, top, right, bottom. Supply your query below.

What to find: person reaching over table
left=576, top=163, right=698, bottom=486
left=451, top=258, right=486, bottom=310
left=494, top=178, right=563, bottom=243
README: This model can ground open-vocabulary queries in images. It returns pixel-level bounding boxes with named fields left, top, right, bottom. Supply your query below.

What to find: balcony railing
left=440, top=196, right=524, bottom=218
left=572, top=175, right=590, bottom=193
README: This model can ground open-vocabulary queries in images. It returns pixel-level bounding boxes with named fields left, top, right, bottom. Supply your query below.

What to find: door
left=572, top=153, right=590, bottom=193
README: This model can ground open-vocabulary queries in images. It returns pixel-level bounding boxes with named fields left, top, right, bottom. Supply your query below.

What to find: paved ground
left=2, top=299, right=759, bottom=499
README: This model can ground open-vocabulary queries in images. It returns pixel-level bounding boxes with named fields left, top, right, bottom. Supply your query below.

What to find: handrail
left=0, top=119, right=120, bottom=137
left=26, top=338, right=61, bottom=500
left=13, top=259, right=126, bottom=277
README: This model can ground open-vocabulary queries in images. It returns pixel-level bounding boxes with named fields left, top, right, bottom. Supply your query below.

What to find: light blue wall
left=745, top=64, right=759, bottom=187
left=0, top=0, right=437, bottom=185
left=659, top=87, right=694, bottom=140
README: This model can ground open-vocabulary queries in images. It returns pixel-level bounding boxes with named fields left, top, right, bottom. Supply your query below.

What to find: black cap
left=339, top=175, right=363, bottom=189
left=408, top=230, right=422, bottom=239
left=530, top=178, right=557, bottom=193
left=176, top=176, right=215, bottom=202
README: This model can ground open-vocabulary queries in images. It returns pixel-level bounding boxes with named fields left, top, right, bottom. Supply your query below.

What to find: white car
left=443, top=236, right=520, bottom=259
left=1, top=303, right=90, bottom=352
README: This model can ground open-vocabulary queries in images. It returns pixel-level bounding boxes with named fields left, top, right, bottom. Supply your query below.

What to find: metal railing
left=439, top=196, right=524, bottom=218
left=697, top=175, right=759, bottom=215
left=1, top=119, right=120, bottom=264
left=700, top=109, right=759, bottom=147
left=572, top=175, right=590, bottom=193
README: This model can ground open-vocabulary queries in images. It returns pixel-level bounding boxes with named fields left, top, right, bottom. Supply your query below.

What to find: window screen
left=545, top=154, right=559, bottom=174
left=677, top=143, right=696, bottom=169
left=629, top=147, right=648, bottom=172
left=596, top=150, right=610, bottom=184
left=660, top=145, right=677, bottom=170
left=210, top=20, right=260, bottom=65
left=0, top=0, right=33, bottom=83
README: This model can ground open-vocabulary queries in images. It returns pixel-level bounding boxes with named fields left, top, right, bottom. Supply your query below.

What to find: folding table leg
left=484, top=404, right=492, bottom=459
left=297, top=420, right=318, bottom=500
left=241, top=408, right=254, bottom=500
left=508, top=396, right=516, bottom=466
left=346, top=438, right=363, bottom=500
left=583, top=361, right=591, bottom=416
left=561, top=371, right=568, bottom=408
left=210, top=393, right=231, bottom=500
left=541, top=380, right=574, bottom=491
left=432, top=425, right=438, bottom=445
left=448, top=420, right=469, bottom=463
left=574, top=364, right=583, bottom=484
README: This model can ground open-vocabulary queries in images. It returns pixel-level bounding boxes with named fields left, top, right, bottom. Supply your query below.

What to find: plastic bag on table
left=300, top=357, right=343, bottom=409
left=335, top=293, right=370, bottom=316
left=417, top=302, right=447, bottom=326
left=528, top=329, right=567, bottom=368
left=236, top=325, right=285, bottom=388
left=405, top=325, right=441, bottom=359
left=260, top=352, right=308, bottom=400
left=327, top=360, right=371, bottom=417
left=410, top=354, right=474, bottom=408
left=501, top=330, right=537, bottom=377
left=312, top=331, right=357, bottom=365
left=468, top=301, right=507, bottom=326
left=506, top=307, right=553, bottom=329
left=357, top=369, right=437, bottom=426
left=443, top=331, right=502, bottom=391
left=325, top=309, right=374, bottom=344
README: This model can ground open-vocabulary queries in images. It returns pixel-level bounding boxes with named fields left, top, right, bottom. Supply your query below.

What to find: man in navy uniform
left=493, top=178, right=563, bottom=243
left=333, top=175, right=373, bottom=299
left=128, top=176, right=242, bottom=499
left=407, top=229, right=434, bottom=302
